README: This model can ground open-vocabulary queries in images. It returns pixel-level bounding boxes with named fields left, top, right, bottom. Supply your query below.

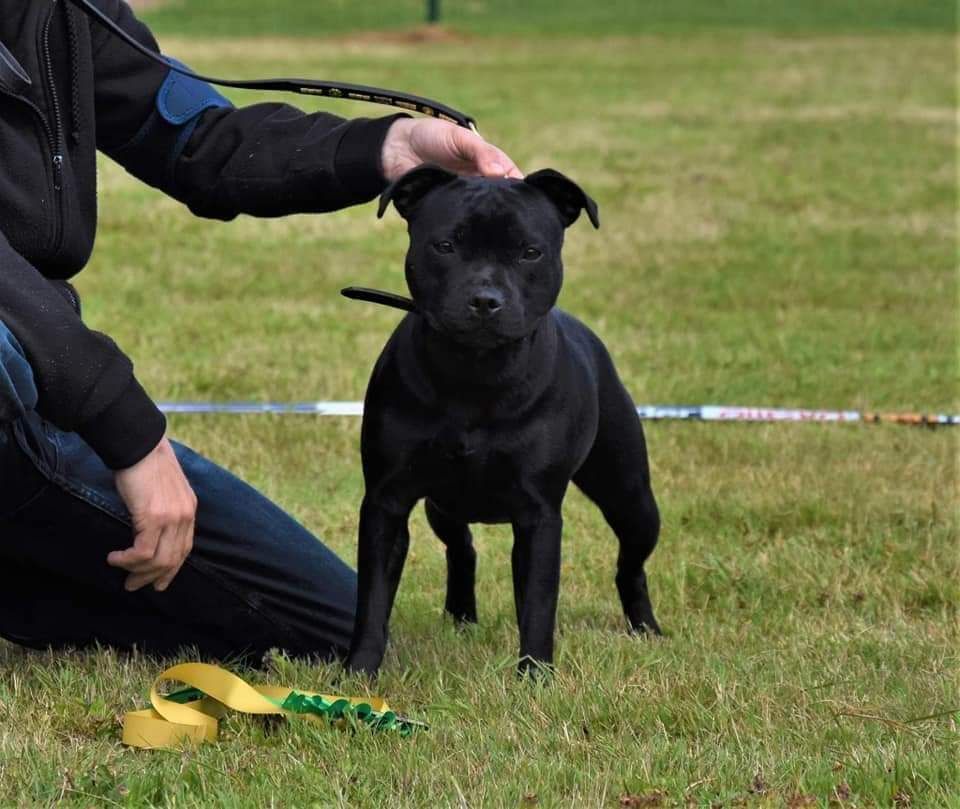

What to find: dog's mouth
left=431, top=316, right=525, bottom=349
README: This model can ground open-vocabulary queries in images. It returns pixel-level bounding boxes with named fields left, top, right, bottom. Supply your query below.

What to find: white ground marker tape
left=156, top=402, right=959, bottom=426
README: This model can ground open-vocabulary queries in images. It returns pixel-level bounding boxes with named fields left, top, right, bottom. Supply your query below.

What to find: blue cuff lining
left=157, top=57, right=233, bottom=126
left=0, top=319, right=38, bottom=421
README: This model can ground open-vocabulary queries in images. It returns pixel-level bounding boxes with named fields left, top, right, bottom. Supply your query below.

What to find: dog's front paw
left=344, top=650, right=384, bottom=678
left=445, top=597, right=478, bottom=626
left=516, top=655, right=555, bottom=680
left=628, top=616, right=663, bottom=637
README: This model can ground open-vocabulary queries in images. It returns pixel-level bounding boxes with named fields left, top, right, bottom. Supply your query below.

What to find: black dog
left=345, top=165, right=662, bottom=675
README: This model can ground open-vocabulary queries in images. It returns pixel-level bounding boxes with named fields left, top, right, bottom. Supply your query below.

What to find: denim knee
left=0, top=319, right=37, bottom=423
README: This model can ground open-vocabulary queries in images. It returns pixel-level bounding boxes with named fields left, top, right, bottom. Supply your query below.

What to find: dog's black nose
left=469, top=289, right=504, bottom=317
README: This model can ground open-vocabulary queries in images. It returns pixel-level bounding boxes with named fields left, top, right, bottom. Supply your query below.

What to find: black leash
left=64, top=0, right=479, bottom=132
left=341, top=287, right=418, bottom=313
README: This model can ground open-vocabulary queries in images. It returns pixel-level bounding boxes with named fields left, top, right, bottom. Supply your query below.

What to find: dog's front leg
left=511, top=512, right=563, bottom=674
left=346, top=496, right=412, bottom=676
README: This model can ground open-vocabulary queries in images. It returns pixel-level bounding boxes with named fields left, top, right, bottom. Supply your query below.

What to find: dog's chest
left=416, top=424, right=522, bottom=523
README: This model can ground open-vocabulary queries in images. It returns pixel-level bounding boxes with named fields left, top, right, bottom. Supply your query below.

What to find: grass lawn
left=1, top=2, right=957, bottom=806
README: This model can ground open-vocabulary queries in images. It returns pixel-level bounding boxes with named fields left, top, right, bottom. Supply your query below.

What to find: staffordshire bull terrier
left=345, top=165, right=662, bottom=675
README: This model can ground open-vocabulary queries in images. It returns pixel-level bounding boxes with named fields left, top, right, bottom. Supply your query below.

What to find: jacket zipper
left=42, top=0, right=66, bottom=250
left=0, top=89, right=59, bottom=161
left=0, top=3, right=67, bottom=254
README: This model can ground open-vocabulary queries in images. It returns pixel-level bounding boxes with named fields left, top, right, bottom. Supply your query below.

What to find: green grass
left=2, top=2, right=958, bottom=807
left=139, top=0, right=956, bottom=37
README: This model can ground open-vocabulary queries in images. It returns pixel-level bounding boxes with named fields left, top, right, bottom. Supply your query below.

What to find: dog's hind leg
left=425, top=499, right=478, bottom=624
left=573, top=385, right=662, bottom=636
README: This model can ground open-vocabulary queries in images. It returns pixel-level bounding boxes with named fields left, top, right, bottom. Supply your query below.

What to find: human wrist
left=333, top=113, right=411, bottom=200
left=115, top=434, right=171, bottom=475
left=76, top=376, right=167, bottom=470
left=379, top=117, right=417, bottom=182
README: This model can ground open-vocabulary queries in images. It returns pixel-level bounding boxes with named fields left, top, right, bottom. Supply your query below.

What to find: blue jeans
left=0, top=320, right=356, bottom=662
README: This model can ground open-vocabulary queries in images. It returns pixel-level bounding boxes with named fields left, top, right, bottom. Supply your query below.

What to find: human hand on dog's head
left=380, top=117, right=523, bottom=182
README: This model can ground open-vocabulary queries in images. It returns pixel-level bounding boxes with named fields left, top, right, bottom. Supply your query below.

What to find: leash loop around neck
left=65, top=0, right=479, bottom=133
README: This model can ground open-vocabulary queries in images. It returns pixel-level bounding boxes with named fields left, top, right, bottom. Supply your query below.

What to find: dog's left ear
left=377, top=164, right=459, bottom=220
left=524, top=169, right=600, bottom=229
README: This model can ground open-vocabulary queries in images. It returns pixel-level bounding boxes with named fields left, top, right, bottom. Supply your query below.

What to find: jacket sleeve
left=0, top=228, right=166, bottom=468
left=91, top=0, right=406, bottom=220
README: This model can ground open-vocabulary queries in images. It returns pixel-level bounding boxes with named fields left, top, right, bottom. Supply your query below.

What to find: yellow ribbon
left=122, top=662, right=391, bottom=750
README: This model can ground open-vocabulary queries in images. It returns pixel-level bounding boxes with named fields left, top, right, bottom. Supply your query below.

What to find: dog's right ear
left=377, top=164, right=459, bottom=219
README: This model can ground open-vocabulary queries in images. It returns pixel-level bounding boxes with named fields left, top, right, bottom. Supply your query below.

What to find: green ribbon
left=278, top=690, right=425, bottom=737
left=165, top=685, right=426, bottom=737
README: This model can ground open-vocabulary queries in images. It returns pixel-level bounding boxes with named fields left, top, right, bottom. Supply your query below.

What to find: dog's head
left=378, top=166, right=599, bottom=349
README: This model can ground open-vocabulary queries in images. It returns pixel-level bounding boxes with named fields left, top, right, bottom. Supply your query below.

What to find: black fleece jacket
left=0, top=0, right=404, bottom=468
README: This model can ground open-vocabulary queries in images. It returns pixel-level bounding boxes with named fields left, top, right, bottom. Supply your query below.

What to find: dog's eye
left=433, top=241, right=455, bottom=255
left=521, top=246, right=542, bottom=261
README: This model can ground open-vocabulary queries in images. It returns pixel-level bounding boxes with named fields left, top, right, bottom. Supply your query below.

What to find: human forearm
left=92, top=2, right=406, bottom=219
left=171, top=106, right=408, bottom=220
left=0, top=229, right=165, bottom=468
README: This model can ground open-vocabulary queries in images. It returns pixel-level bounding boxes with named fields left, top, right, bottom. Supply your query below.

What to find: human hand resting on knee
left=109, top=437, right=197, bottom=592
